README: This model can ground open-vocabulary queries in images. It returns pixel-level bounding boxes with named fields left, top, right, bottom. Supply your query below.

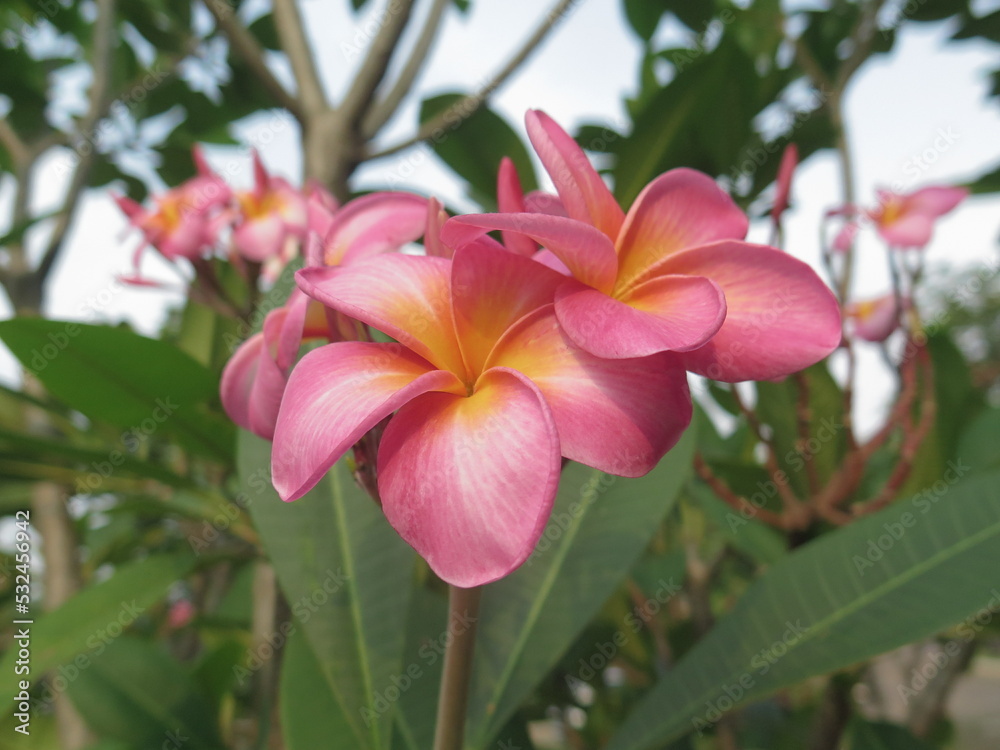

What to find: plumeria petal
left=443, top=213, right=618, bottom=293
left=525, top=109, right=624, bottom=239
left=488, top=306, right=692, bottom=476
left=450, top=244, right=564, bottom=373
left=497, top=157, right=539, bottom=257
left=523, top=191, right=567, bottom=216
left=532, top=249, right=572, bottom=275
left=296, top=255, right=465, bottom=375
left=905, top=186, right=968, bottom=217
left=847, top=294, right=905, bottom=343
left=424, top=197, right=452, bottom=259
left=615, top=169, right=749, bottom=293
left=249, top=312, right=294, bottom=438
left=878, top=213, right=935, bottom=248
left=234, top=214, right=286, bottom=262
left=554, top=274, right=726, bottom=359
left=377, top=367, right=560, bottom=587
left=657, top=241, right=842, bottom=381
left=219, top=332, right=263, bottom=432
left=773, top=143, right=798, bottom=224
left=322, top=192, right=429, bottom=266
left=272, top=342, right=463, bottom=502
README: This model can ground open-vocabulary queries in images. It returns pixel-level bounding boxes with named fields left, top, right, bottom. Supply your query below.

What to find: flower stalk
left=433, top=585, right=483, bottom=750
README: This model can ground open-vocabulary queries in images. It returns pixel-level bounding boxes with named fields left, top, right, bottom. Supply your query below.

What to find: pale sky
left=2, top=0, right=999, bottom=433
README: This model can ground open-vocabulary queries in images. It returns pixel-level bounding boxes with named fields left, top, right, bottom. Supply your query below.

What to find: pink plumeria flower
left=772, top=143, right=798, bottom=227
left=832, top=220, right=858, bottom=253
left=866, top=185, right=968, bottom=248
left=220, top=192, right=429, bottom=439
left=115, top=146, right=231, bottom=280
left=231, top=151, right=309, bottom=277
left=272, top=245, right=692, bottom=586
left=846, top=294, right=907, bottom=343
left=444, top=110, right=842, bottom=381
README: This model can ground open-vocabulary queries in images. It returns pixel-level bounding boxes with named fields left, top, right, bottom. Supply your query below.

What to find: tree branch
left=0, top=117, right=29, bottom=167
left=361, top=0, right=450, bottom=138
left=338, top=0, right=417, bottom=129
left=33, top=0, right=116, bottom=286
left=272, top=0, right=328, bottom=114
left=202, top=0, right=304, bottom=120
left=368, top=0, right=578, bottom=160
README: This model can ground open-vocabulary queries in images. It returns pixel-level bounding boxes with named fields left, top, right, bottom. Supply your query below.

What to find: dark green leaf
left=0, top=318, right=234, bottom=461
left=238, top=432, right=415, bottom=750
left=0, top=554, right=195, bottom=707
left=419, top=93, right=537, bottom=209
left=465, top=430, right=695, bottom=747
left=608, top=470, right=1000, bottom=749
left=66, top=636, right=222, bottom=749
left=844, top=718, right=938, bottom=750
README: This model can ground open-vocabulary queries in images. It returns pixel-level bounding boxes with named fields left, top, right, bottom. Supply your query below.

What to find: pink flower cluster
left=114, top=148, right=336, bottom=284
left=221, top=111, right=842, bottom=587
left=836, top=185, right=967, bottom=342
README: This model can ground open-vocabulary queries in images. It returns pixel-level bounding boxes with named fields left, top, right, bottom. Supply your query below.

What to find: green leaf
left=394, top=587, right=449, bottom=750
left=612, top=36, right=789, bottom=205
left=465, top=429, right=695, bottom=748
left=953, top=8, right=1000, bottom=41
left=0, top=426, right=193, bottom=489
left=419, top=93, right=537, bottom=209
left=0, top=318, right=234, bottom=462
left=843, top=718, right=938, bottom=750
left=248, top=13, right=280, bottom=50
left=65, top=636, right=222, bottom=749
left=967, top=160, right=1000, bottom=194
left=607, top=470, right=1000, bottom=750
left=0, top=554, right=195, bottom=708
left=692, top=483, right=787, bottom=565
left=238, top=431, right=416, bottom=750
left=957, top=407, right=1000, bottom=474
left=280, top=629, right=356, bottom=750
left=755, top=363, right=847, bottom=497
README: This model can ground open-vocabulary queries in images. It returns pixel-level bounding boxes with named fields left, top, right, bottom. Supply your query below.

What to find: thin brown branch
left=852, top=344, right=936, bottom=516
left=792, top=373, right=822, bottom=496
left=362, top=0, right=451, bottom=138
left=834, top=0, right=888, bottom=91
left=368, top=0, right=578, bottom=160
left=202, top=0, right=304, bottom=119
left=0, top=117, right=29, bottom=166
left=793, top=37, right=832, bottom=92
left=731, top=385, right=808, bottom=524
left=34, top=0, right=116, bottom=285
left=338, top=0, right=417, bottom=129
left=693, top=453, right=788, bottom=530
left=272, top=0, right=328, bottom=114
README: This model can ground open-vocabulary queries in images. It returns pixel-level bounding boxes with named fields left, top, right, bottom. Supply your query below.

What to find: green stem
left=432, top=584, right=483, bottom=750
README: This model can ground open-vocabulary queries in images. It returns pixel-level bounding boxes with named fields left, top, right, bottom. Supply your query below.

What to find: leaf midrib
left=474, top=469, right=600, bottom=746
left=619, top=506, right=1000, bottom=750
